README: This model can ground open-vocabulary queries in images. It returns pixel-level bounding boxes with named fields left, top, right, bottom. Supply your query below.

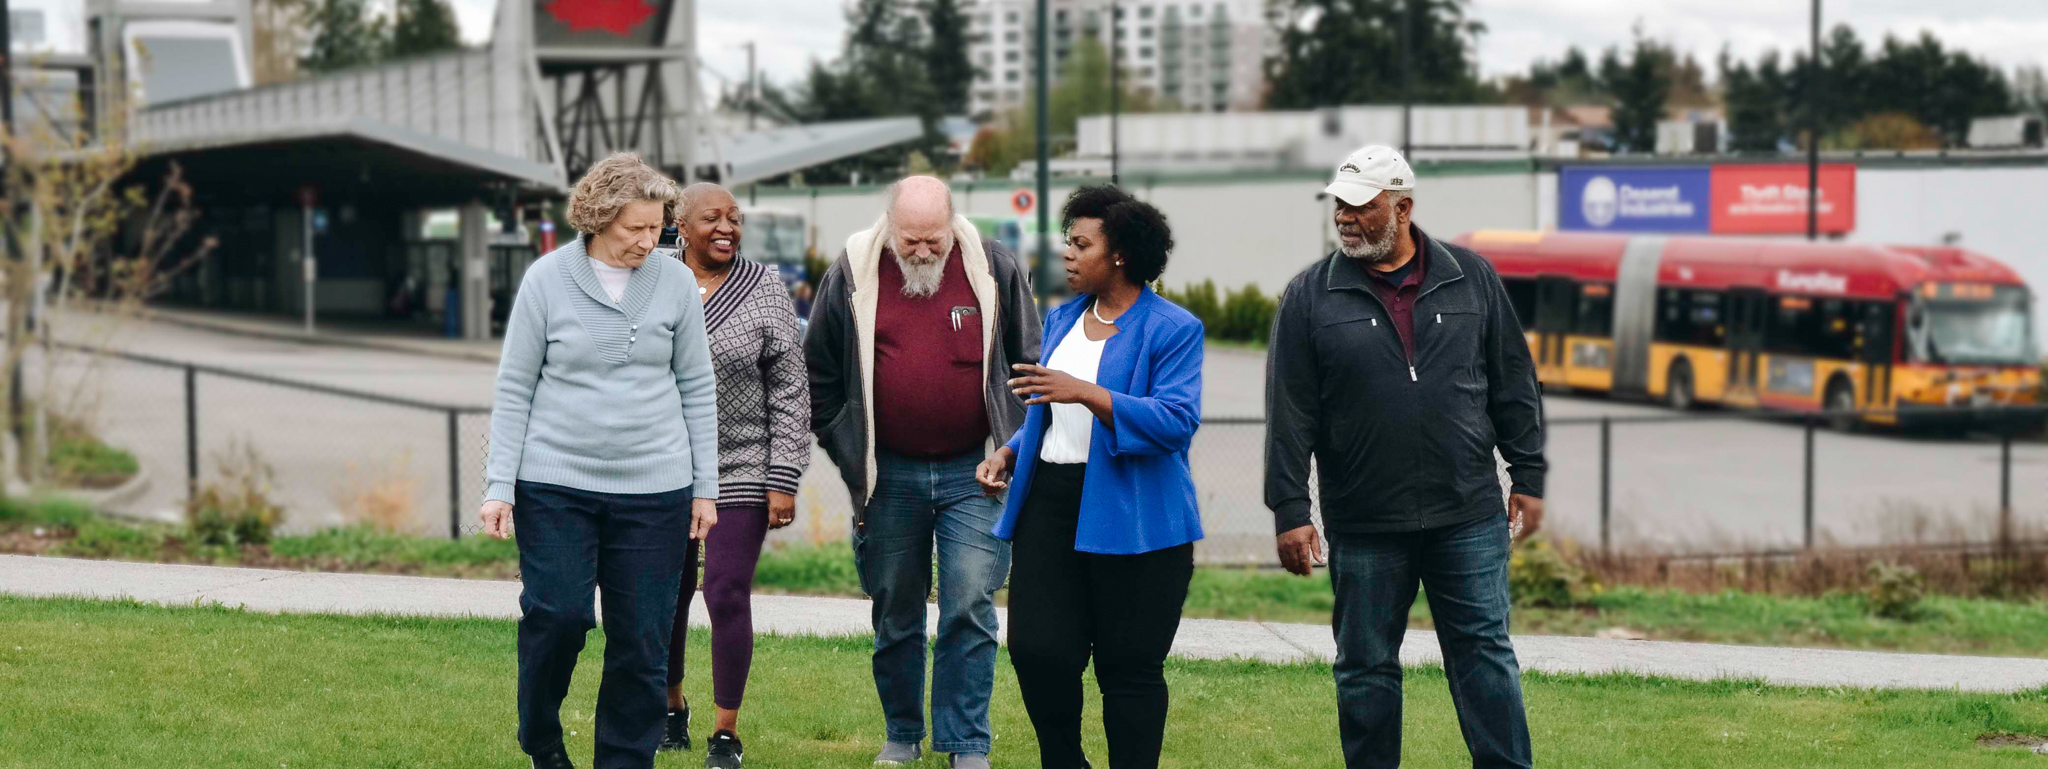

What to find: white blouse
left=1038, top=316, right=1108, bottom=465
left=590, top=257, right=633, bottom=303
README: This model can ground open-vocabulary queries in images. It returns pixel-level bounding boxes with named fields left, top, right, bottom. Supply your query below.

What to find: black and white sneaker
left=704, top=730, right=744, bottom=768
left=658, top=707, right=692, bottom=752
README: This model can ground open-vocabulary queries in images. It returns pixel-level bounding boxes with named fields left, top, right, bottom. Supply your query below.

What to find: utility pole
left=1035, top=0, right=1051, bottom=296
left=1109, top=0, right=1120, bottom=186
left=744, top=41, right=757, bottom=131
left=1399, top=0, right=1412, bottom=159
left=1806, top=0, right=1821, bottom=241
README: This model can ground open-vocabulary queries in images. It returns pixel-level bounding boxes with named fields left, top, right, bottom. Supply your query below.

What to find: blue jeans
left=513, top=481, right=692, bottom=769
left=1327, top=514, right=1532, bottom=769
left=855, top=449, right=1012, bottom=755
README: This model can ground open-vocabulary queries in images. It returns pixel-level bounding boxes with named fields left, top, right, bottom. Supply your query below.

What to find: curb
left=123, top=305, right=502, bottom=365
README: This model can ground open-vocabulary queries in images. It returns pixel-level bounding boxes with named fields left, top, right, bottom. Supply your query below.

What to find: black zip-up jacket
left=1264, top=226, right=1545, bottom=535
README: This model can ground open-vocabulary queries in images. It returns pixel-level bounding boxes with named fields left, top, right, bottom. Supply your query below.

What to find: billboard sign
left=1708, top=163, right=1857, bottom=234
left=1558, top=166, right=1711, bottom=233
left=534, top=0, right=669, bottom=47
left=1560, top=163, right=1859, bottom=235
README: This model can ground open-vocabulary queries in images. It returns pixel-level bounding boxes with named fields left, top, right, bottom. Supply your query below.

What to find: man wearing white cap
left=1264, top=145, right=1546, bottom=769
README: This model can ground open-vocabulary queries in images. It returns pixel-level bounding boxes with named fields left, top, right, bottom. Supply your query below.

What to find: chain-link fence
left=32, top=343, right=490, bottom=538
left=31, top=343, right=2048, bottom=566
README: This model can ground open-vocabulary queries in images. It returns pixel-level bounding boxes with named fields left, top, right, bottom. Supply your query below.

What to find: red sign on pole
left=1707, top=164, right=1856, bottom=234
left=1011, top=189, right=1036, bottom=216
left=297, top=185, right=318, bottom=209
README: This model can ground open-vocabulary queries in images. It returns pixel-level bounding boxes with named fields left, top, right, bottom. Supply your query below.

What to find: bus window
left=1576, top=283, right=1614, bottom=337
left=1502, top=277, right=1537, bottom=329
left=1766, top=296, right=1859, bottom=359
left=1655, top=289, right=1724, bottom=346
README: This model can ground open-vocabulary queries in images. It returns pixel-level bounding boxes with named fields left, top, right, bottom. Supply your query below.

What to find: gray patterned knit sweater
left=700, top=257, right=811, bottom=506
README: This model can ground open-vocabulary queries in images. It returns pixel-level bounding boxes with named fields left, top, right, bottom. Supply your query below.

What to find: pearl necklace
left=1091, top=298, right=1117, bottom=326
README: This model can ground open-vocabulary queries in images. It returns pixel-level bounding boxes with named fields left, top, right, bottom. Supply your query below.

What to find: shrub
left=1509, top=536, right=1592, bottom=608
left=1160, top=280, right=1222, bottom=331
left=1160, top=280, right=1276, bottom=344
left=1219, top=283, right=1278, bottom=343
left=47, top=419, right=140, bottom=489
left=1866, top=561, right=1927, bottom=621
left=333, top=451, right=423, bottom=534
left=186, top=442, right=284, bottom=547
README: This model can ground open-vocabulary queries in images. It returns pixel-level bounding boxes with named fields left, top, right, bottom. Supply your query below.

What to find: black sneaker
left=530, top=745, right=575, bottom=769
left=658, top=707, right=692, bottom=752
left=704, top=730, right=744, bottom=768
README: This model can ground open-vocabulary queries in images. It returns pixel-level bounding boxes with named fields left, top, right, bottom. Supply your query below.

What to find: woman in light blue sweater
left=479, top=152, right=721, bottom=769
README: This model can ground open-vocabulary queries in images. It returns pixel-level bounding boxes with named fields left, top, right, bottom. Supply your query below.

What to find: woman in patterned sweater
left=659, top=183, right=811, bottom=769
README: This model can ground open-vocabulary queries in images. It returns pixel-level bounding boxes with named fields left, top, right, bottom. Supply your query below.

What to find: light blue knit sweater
left=485, top=238, right=720, bottom=505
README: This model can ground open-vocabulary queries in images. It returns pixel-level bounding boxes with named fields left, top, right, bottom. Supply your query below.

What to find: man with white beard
left=803, top=176, right=1041, bottom=769
left=1264, top=146, right=1547, bottom=769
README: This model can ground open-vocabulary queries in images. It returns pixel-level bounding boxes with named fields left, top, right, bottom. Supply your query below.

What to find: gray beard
left=896, top=254, right=946, bottom=298
left=1340, top=217, right=1401, bottom=264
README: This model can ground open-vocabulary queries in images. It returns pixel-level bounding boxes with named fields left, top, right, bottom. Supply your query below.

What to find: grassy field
left=4, top=596, right=2048, bottom=768
left=8, top=498, right=2048, bottom=658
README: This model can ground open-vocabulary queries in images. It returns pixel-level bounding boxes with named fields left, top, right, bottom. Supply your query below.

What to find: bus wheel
left=1825, top=378, right=1859, bottom=433
left=1666, top=360, right=1695, bottom=411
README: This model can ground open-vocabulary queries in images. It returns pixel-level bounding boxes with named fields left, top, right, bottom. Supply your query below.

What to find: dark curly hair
left=1060, top=185, right=1174, bottom=285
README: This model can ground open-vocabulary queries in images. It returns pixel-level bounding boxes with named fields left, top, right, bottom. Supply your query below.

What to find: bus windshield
left=1909, top=290, right=2036, bottom=366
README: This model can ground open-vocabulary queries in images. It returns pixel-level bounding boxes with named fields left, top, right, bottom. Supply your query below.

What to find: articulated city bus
left=1454, top=231, right=2042, bottom=429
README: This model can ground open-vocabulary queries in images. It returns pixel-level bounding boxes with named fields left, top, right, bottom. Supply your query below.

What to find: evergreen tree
left=924, top=0, right=974, bottom=115
left=391, top=0, right=462, bottom=60
left=301, top=0, right=388, bottom=73
left=1264, top=0, right=1495, bottom=109
left=1605, top=34, right=1672, bottom=154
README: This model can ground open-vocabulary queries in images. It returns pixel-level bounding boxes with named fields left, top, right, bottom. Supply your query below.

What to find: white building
left=964, top=0, right=1276, bottom=119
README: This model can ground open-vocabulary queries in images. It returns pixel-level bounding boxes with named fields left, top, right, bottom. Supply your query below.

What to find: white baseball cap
left=1324, top=145, right=1415, bottom=206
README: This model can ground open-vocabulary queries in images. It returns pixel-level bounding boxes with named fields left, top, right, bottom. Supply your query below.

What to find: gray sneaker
left=873, top=741, right=923, bottom=765
left=948, top=754, right=990, bottom=769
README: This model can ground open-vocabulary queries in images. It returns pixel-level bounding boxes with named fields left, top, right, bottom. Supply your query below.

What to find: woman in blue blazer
left=975, top=185, right=1203, bottom=769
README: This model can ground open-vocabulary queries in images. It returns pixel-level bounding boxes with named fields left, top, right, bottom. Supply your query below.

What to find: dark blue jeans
left=514, top=481, right=692, bottom=769
left=1327, top=514, right=1532, bottom=769
left=854, top=449, right=1011, bottom=755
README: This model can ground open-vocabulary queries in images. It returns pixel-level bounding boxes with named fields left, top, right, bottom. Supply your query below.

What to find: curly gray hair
left=567, top=153, right=681, bottom=237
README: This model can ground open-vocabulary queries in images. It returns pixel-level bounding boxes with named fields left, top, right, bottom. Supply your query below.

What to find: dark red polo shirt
left=873, top=245, right=990, bottom=458
left=1365, top=236, right=1428, bottom=364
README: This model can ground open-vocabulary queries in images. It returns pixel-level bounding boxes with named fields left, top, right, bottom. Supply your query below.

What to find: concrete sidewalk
left=130, top=305, right=505, bottom=364
left=7, top=554, right=2048, bottom=693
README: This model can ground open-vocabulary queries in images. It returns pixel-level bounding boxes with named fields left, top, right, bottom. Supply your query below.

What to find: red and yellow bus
left=1454, top=231, right=2042, bottom=429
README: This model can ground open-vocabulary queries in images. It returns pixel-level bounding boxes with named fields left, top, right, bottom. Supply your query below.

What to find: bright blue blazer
left=992, top=287, right=1205, bottom=555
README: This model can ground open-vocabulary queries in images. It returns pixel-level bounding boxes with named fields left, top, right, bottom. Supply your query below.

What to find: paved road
left=42, top=313, right=2046, bottom=560
left=9, top=554, right=2046, bottom=692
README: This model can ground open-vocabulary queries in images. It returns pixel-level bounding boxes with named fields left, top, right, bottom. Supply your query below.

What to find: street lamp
left=1806, top=0, right=1821, bottom=241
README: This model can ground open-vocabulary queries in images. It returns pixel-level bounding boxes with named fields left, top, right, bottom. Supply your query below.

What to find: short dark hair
left=1060, top=185, right=1173, bottom=284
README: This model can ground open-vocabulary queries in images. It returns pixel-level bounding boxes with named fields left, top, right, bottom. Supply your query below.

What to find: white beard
left=896, top=253, right=946, bottom=298
left=1341, top=216, right=1401, bottom=263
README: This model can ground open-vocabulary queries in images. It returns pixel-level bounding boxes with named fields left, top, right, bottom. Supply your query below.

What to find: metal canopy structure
left=699, top=117, right=925, bottom=187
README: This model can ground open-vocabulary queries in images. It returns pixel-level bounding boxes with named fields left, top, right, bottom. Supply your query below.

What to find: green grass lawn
left=2, top=596, right=2047, bottom=768
left=8, top=499, right=2048, bottom=659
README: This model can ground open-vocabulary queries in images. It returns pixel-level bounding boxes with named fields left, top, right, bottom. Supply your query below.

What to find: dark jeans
left=669, top=504, right=770, bottom=709
left=1328, top=514, right=1532, bottom=769
left=1007, top=463, right=1194, bottom=769
left=514, top=481, right=692, bottom=769
left=856, top=449, right=1011, bottom=755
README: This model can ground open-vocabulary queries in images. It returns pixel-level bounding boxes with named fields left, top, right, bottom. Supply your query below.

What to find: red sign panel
left=1011, top=190, right=1036, bottom=215
left=1708, top=164, right=1856, bottom=234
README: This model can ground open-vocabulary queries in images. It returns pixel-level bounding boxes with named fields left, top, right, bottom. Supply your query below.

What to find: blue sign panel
left=1558, top=166, right=1711, bottom=232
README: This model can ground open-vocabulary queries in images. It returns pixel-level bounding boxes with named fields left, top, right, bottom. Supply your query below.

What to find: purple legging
left=666, top=504, right=769, bottom=709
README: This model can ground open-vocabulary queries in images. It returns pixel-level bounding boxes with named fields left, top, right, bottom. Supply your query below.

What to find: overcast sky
left=444, top=0, right=2048, bottom=92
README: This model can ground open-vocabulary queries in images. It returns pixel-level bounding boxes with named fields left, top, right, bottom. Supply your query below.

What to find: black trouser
left=514, top=481, right=692, bottom=769
left=1006, top=462, right=1195, bottom=769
